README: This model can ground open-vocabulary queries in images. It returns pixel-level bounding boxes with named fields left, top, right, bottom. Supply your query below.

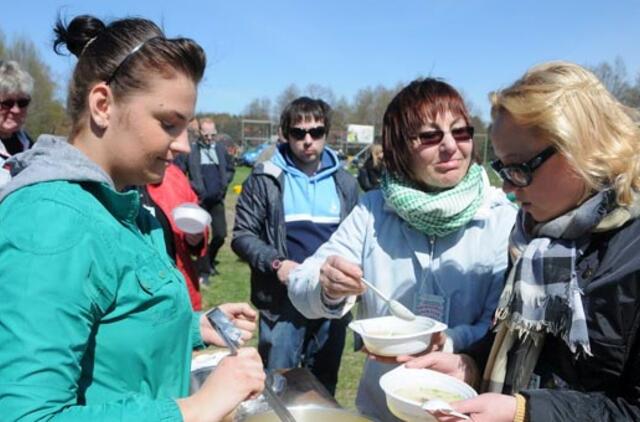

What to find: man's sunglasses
left=416, top=126, right=474, bottom=145
left=289, top=126, right=326, bottom=141
left=0, top=97, right=31, bottom=110
left=491, top=145, right=556, bottom=187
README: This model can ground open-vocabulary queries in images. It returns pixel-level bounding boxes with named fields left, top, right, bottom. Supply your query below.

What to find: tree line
left=207, top=58, right=640, bottom=149
left=2, top=30, right=639, bottom=143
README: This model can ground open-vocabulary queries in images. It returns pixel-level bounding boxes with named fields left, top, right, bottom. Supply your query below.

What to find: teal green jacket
left=0, top=137, right=204, bottom=421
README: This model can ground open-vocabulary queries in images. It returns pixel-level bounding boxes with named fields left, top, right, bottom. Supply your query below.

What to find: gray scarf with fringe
left=484, top=189, right=640, bottom=393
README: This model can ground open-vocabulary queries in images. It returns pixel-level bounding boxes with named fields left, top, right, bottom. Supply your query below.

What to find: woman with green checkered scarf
left=287, top=78, right=517, bottom=420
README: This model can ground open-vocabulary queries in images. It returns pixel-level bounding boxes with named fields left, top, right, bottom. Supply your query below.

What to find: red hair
left=382, top=78, right=470, bottom=182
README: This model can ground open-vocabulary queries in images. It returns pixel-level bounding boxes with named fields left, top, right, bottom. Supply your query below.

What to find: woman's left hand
left=432, top=393, right=516, bottom=422
left=200, top=303, right=258, bottom=347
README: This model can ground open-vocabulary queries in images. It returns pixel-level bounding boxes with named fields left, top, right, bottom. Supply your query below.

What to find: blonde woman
left=409, top=61, right=640, bottom=421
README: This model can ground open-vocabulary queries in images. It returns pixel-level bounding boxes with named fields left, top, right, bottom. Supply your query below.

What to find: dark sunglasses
left=289, top=126, right=326, bottom=141
left=491, top=145, right=556, bottom=187
left=0, top=97, right=31, bottom=110
left=416, top=126, right=474, bottom=145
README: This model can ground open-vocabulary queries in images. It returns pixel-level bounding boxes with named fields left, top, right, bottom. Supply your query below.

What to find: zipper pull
left=429, top=238, right=435, bottom=262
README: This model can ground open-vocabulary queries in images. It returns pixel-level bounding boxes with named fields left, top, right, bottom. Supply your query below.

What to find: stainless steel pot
left=241, top=405, right=373, bottom=422
left=194, top=365, right=369, bottom=422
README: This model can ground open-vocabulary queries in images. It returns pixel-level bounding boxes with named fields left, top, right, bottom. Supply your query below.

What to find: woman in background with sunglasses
left=286, top=78, right=517, bottom=420
left=406, top=62, right=640, bottom=422
left=0, top=60, right=33, bottom=186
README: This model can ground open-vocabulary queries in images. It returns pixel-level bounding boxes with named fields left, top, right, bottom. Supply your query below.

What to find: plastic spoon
left=360, top=277, right=416, bottom=321
left=422, top=399, right=470, bottom=420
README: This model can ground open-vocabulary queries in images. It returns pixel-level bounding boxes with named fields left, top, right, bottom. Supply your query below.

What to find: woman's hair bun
left=53, top=15, right=106, bottom=57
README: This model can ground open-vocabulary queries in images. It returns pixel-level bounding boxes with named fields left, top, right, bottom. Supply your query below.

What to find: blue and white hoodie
left=271, top=144, right=342, bottom=263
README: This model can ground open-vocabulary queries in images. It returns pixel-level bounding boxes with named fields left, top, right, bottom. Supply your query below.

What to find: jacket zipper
left=429, top=237, right=435, bottom=264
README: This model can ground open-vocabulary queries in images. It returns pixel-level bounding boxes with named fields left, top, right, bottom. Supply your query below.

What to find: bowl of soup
left=348, top=315, right=447, bottom=357
left=379, top=365, right=477, bottom=421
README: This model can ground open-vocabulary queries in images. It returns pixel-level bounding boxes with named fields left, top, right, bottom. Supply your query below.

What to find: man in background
left=177, top=118, right=230, bottom=282
left=232, top=97, right=359, bottom=395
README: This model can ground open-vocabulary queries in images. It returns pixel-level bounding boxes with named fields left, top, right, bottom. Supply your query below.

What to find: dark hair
left=280, top=97, right=332, bottom=140
left=382, top=78, right=470, bottom=182
left=53, top=15, right=206, bottom=132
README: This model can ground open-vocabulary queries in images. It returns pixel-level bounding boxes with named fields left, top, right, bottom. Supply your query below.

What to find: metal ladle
left=207, top=308, right=297, bottom=422
left=360, top=277, right=416, bottom=321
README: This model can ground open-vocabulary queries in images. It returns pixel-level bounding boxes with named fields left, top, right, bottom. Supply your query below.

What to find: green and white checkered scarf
left=381, top=163, right=485, bottom=238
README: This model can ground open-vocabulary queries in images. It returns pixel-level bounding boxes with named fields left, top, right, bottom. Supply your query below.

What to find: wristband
left=513, top=393, right=527, bottom=422
left=271, top=259, right=283, bottom=271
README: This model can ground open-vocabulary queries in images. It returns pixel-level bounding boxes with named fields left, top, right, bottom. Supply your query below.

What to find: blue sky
left=2, top=1, right=639, bottom=121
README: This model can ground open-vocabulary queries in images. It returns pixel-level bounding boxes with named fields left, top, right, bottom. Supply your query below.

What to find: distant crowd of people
left=2, top=12, right=640, bottom=422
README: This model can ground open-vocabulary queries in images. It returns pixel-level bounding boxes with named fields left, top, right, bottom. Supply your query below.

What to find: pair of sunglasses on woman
left=0, top=97, right=31, bottom=110
left=413, top=123, right=556, bottom=188
left=415, top=125, right=475, bottom=145
left=491, top=145, right=556, bottom=188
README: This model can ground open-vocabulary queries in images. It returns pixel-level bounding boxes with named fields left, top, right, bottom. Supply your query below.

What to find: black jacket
left=467, top=217, right=640, bottom=421
left=357, top=157, right=383, bottom=192
left=176, top=139, right=229, bottom=207
left=0, top=130, right=32, bottom=159
left=231, top=159, right=359, bottom=312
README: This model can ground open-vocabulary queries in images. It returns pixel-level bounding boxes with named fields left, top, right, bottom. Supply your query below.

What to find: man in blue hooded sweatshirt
left=232, top=97, right=359, bottom=395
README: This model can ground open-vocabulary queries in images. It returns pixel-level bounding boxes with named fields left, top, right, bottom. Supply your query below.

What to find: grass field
left=200, top=165, right=365, bottom=410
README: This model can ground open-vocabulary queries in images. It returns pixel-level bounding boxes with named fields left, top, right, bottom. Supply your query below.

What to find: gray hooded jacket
left=0, top=135, right=113, bottom=202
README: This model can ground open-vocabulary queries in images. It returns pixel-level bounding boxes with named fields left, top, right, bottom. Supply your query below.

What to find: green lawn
left=200, top=165, right=365, bottom=410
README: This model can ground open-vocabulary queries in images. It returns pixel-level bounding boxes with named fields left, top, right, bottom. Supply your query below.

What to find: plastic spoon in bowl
left=360, top=277, right=416, bottom=321
left=422, top=399, right=470, bottom=420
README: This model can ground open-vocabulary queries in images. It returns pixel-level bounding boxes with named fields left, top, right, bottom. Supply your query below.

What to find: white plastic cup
left=172, top=203, right=212, bottom=234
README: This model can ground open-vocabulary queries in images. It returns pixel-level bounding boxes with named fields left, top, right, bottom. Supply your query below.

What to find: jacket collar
left=85, top=182, right=141, bottom=224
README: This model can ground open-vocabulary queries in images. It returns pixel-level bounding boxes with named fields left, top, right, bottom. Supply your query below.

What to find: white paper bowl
left=172, top=203, right=211, bottom=234
left=348, top=315, right=447, bottom=357
left=379, top=365, right=477, bottom=422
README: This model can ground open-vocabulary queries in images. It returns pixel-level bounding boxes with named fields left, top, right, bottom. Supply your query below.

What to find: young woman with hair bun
left=0, top=15, right=264, bottom=422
